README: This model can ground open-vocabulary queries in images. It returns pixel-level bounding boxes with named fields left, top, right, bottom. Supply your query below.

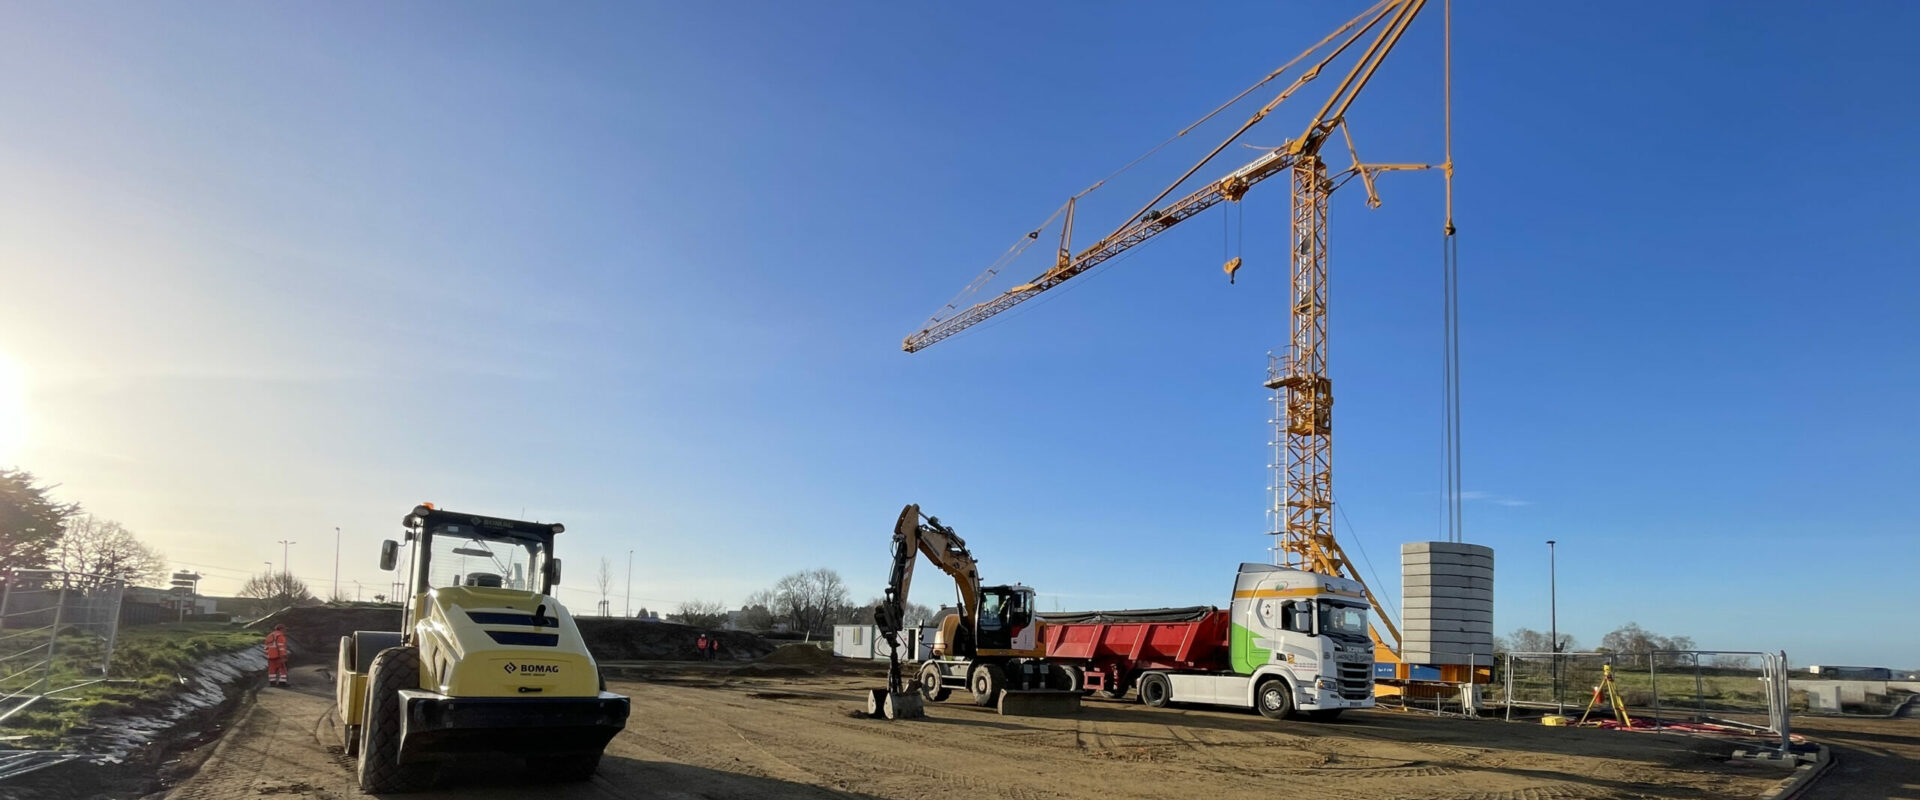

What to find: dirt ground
left=1792, top=714, right=1920, bottom=800
left=158, top=662, right=1831, bottom=800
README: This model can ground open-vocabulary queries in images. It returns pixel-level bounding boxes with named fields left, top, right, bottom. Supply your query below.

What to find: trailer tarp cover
left=1037, top=606, right=1217, bottom=624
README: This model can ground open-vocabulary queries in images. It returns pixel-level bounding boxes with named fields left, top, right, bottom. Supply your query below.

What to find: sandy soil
left=1790, top=714, right=1920, bottom=800
left=161, top=662, right=1804, bottom=800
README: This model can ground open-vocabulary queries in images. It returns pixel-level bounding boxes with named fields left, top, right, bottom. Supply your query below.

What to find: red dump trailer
left=1040, top=607, right=1228, bottom=696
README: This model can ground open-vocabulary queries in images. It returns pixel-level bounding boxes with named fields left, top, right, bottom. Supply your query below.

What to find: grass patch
left=0, top=623, right=260, bottom=746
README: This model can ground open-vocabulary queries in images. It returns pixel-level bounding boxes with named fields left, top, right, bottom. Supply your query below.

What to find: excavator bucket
left=996, top=689, right=1081, bottom=717
left=865, top=689, right=925, bottom=720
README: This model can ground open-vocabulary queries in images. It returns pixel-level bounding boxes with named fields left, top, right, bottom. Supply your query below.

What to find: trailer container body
left=1040, top=563, right=1374, bottom=719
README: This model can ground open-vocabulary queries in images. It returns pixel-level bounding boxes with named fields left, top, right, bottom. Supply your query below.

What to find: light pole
left=333, top=527, right=341, bottom=601
left=1547, top=539, right=1560, bottom=715
left=277, top=540, right=296, bottom=576
left=625, top=550, right=633, bottom=618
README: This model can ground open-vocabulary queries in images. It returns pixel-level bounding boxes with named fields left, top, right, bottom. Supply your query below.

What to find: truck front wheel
left=1138, top=673, right=1171, bottom=708
left=969, top=663, right=1005, bottom=707
left=1255, top=677, right=1295, bottom=720
left=358, top=646, right=431, bottom=793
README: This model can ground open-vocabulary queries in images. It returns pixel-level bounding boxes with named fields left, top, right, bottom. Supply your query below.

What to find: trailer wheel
left=918, top=662, right=950, bottom=702
left=358, top=646, right=431, bottom=794
left=969, top=663, right=1005, bottom=707
left=336, top=637, right=360, bottom=757
left=1052, top=665, right=1082, bottom=692
left=1138, top=672, right=1172, bottom=708
left=1255, top=676, right=1295, bottom=720
left=529, top=752, right=601, bottom=782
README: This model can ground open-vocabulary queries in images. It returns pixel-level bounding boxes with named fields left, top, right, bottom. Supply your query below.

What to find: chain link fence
left=0, top=569, right=125, bottom=723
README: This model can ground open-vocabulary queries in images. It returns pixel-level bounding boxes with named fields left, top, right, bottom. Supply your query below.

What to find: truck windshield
left=1318, top=602, right=1368, bottom=640
left=425, top=525, right=545, bottom=592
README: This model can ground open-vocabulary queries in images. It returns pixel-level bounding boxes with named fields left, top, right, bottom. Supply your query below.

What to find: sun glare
left=0, top=354, right=25, bottom=464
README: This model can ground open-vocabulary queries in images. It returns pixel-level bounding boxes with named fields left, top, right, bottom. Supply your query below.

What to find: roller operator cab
left=335, top=505, right=629, bottom=793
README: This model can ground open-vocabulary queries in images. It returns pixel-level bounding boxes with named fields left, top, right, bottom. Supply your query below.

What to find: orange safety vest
left=264, top=630, right=289, bottom=660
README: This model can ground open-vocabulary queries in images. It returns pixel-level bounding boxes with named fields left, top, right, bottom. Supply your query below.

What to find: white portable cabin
left=832, top=624, right=934, bottom=661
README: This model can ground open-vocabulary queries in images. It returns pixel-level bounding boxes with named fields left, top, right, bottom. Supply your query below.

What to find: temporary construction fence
left=0, top=569, right=126, bottom=725
left=1496, top=649, right=1794, bottom=752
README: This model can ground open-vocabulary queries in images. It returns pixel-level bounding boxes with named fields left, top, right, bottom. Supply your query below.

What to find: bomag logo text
left=504, top=663, right=560, bottom=675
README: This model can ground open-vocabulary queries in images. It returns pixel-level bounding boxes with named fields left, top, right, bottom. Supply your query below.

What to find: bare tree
left=240, top=570, right=317, bottom=612
left=863, top=596, right=933, bottom=627
left=736, top=589, right=777, bottom=632
left=55, top=515, right=165, bottom=588
left=668, top=599, right=728, bottom=628
left=770, top=568, right=850, bottom=639
left=596, top=557, right=614, bottom=617
left=1504, top=627, right=1578, bottom=654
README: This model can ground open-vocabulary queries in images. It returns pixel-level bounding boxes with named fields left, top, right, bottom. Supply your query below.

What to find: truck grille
left=1337, top=661, right=1372, bottom=700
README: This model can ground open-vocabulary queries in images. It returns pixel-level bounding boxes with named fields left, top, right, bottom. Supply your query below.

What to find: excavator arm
left=874, top=504, right=980, bottom=693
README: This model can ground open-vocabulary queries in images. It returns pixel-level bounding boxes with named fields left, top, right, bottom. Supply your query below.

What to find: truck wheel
left=530, top=752, right=601, bottom=782
left=1256, top=677, right=1295, bottom=720
left=918, top=662, right=950, bottom=702
left=358, top=646, right=431, bottom=794
left=969, top=663, right=1005, bottom=707
left=1139, top=673, right=1172, bottom=708
left=336, top=637, right=360, bottom=757
left=1308, top=709, right=1343, bottom=722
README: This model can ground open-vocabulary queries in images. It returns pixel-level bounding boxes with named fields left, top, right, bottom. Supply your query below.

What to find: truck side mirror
left=379, top=540, right=399, bottom=571
left=544, top=558, right=562, bottom=588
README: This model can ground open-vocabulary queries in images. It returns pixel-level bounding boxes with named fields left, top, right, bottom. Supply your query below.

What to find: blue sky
left=0, top=1, right=1914, bottom=666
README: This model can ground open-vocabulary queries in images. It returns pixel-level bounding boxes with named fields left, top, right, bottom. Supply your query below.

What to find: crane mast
left=902, top=0, right=1436, bottom=661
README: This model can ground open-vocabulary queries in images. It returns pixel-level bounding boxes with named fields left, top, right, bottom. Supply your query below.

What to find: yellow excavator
left=865, top=504, right=1079, bottom=719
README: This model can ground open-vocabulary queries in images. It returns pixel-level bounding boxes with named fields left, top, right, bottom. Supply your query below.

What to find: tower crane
left=903, top=0, right=1469, bottom=684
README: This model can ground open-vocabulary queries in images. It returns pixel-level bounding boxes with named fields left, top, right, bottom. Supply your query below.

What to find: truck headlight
left=1316, top=678, right=1336, bottom=691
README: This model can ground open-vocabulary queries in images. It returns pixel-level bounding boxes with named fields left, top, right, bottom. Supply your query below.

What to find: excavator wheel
left=969, top=663, right=1006, bottom=707
left=918, top=662, right=950, bottom=702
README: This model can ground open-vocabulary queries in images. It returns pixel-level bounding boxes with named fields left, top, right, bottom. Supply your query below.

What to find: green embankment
left=1, top=623, right=261, bottom=745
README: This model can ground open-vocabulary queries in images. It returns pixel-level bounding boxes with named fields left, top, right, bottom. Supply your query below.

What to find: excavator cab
left=972, top=585, right=1036, bottom=653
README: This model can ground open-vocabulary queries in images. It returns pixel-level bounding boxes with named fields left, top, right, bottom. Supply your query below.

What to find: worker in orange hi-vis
left=264, top=624, right=291, bottom=687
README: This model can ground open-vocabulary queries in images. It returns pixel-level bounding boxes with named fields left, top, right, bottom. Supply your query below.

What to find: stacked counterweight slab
left=1401, top=542, right=1494, bottom=665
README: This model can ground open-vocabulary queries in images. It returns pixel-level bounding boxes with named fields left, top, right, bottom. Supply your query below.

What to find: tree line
left=658, top=567, right=933, bottom=637
left=0, top=467, right=166, bottom=588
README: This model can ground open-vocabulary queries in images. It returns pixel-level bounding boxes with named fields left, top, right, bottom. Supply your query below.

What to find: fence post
left=99, top=579, right=123, bottom=677
left=1650, top=652, right=1661, bottom=728
left=0, top=569, right=13, bottom=631
left=37, top=579, right=67, bottom=695
left=1503, top=652, right=1514, bottom=722
left=1692, top=653, right=1705, bottom=721
left=1776, top=651, right=1791, bottom=753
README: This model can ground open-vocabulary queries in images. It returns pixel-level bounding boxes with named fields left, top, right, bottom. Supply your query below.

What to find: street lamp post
left=277, top=540, right=296, bottom=576
left=333, top=527, right=341, bottom=601
left=625, top=550, right=633, bottom=618
left=1547, top=539, right=1560, bottom=715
